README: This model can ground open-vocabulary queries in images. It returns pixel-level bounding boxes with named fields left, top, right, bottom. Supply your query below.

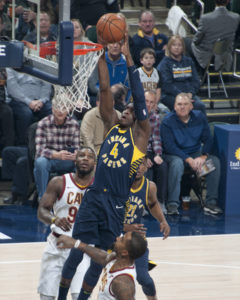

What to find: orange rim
left=23, top=40, right=103, bottom=58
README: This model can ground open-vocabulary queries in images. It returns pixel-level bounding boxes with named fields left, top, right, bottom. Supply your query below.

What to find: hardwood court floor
left=1, top=234, right=240, bottom=300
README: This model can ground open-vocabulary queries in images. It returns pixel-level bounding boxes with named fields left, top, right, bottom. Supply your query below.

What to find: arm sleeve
left=123, top=73, right=132, bottom=103
left=130, top=36, right=141, bottom=67
left=128, top=65, right=148, bottom=120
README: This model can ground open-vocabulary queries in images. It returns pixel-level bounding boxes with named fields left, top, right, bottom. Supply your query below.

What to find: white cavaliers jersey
left=38, top=173, right=93, bottom=297
left=53, top=173, right=92, bottom=236
left=98, top=259, right=136, bottom=300
left=138, top=67, right=160, bottom=91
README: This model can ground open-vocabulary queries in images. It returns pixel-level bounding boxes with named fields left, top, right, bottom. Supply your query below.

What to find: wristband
left=74, top=239, right=81, bottom=248
left=51, top=216, right=56, bottom=224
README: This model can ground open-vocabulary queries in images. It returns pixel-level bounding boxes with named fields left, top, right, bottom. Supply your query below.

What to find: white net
left=40, top=41, right=103, bottom=114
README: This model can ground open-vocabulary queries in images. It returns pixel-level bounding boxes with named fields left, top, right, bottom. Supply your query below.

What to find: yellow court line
left=207, top=72, right=240, bottom=75
left=202, top=99, right=240, bottom=102
left=201, top=84, right=240, bottom=88
left=207, top=112, right=240, bottom=116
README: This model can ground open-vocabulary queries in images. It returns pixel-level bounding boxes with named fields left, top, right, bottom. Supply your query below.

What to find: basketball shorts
left=73, top=188, right=127, bottom=250
left=38, top=233, right=90, bottom=296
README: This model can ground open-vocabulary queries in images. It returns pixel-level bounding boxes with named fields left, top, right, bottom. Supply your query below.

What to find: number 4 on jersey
left=110, top=143, right=119, bottom=159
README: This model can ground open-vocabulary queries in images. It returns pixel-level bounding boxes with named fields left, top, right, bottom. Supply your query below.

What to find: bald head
left=174, top=93, right=193, bottom=121
left=175, top=93, right=192, bottom=105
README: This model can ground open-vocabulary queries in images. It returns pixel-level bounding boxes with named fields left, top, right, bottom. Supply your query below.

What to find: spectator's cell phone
left=66, top=147, right=77, bottom=153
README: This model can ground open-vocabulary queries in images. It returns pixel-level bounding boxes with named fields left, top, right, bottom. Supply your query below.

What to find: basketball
left=96, top=13, right=126, bottom=43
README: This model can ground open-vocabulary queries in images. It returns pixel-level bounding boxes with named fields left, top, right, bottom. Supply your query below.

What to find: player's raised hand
left=97, top=33, right=108, bottom=49
left=124, top=223, right=147, bottom=236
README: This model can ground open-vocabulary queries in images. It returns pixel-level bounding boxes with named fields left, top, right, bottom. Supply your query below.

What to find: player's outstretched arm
left=37, top=176, right=72, bottom=232
left=121, top=33, right=150, bottom=154
left=148, top=181, right=170, bottom=240
left=97, top=36, right=119, bottom=132
left=111, top=275, right=135, bottom=300
left=57, top=235, right=116, bottom=266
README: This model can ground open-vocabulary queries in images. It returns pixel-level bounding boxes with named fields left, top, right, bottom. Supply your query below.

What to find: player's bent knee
left=60, top=277, right=72, bottom=287
left=82, top=281, right=94, bottom=292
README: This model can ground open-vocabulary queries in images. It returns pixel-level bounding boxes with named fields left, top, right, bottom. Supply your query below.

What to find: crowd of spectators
left=1, top=0, right=239, bottom=215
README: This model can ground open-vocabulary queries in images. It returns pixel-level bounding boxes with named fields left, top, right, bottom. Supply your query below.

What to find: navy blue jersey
left=124, top=177, right=156, bottom=295
left=125, top=176, right=149, bottom=224
left=93, top=124, right=145, bottom=198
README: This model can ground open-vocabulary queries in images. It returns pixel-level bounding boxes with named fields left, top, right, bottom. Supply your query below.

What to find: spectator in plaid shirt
left=34, top=98, right=80, bottom=200
left=145, top=90, right=168, bottom=209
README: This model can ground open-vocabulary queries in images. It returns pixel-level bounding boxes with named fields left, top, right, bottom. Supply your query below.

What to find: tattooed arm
left=57, top=235, right=116, bottom=266
left=111, top=275, right=135, bottom=300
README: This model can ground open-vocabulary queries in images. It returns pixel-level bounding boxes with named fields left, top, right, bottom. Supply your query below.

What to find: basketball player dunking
left=57, top=32, right=150, bottom=300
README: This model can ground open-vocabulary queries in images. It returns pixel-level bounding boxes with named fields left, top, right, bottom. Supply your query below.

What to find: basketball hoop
left=24, top=40, right=103, bottom=114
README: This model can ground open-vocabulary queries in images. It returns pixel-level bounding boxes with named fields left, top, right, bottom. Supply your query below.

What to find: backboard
left=0, top=0, right=74, bottom=85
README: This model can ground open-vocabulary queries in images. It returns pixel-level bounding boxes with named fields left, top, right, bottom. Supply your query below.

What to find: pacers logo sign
left=230, top=147, right=240, bottom=170
left=235, top=148, right=240, bottom=160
